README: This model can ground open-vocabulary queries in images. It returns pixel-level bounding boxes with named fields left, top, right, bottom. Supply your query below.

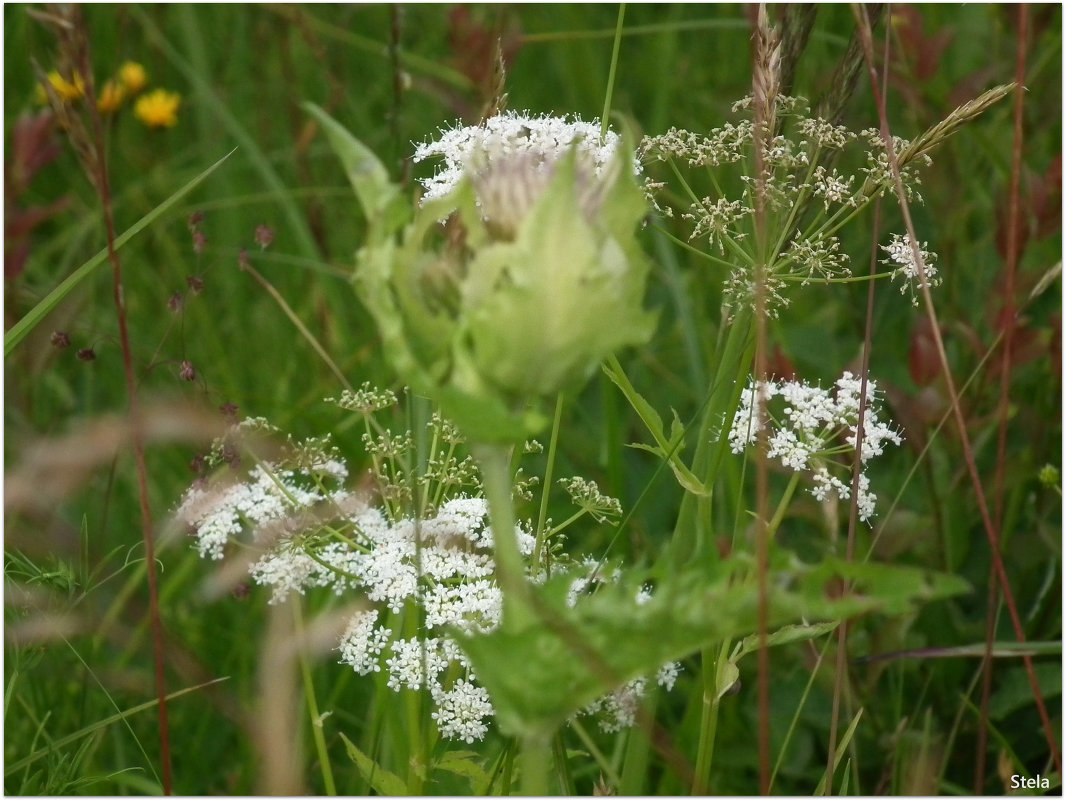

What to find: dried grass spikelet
left=750, top=2, right=783, bottom=222
left=898, top=82, right=1017, bottom=166
left=751, top=4, right=782, bottom=139
left=253, top=598, right=367, bottom=795
left=5, top=402, right=226, bottom=519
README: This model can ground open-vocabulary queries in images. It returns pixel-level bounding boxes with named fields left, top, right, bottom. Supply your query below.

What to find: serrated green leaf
left=340, top=733, right=406, bottom=796
left=458, top=555, right=969, bottom=738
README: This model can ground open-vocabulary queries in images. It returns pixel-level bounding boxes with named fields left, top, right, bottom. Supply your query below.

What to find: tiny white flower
left=413, top=110, right=625, bottom=203
left=430, top=679, right=494, bottom=744
left=338, top=609, right=392, bottom=674
left=730, top=372, right=902, bottom=522
left=881, top=233, right=940, bottom=298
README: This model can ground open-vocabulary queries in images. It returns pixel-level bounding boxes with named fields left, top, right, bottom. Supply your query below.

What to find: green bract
left=308, top=104, right=656, bottom=442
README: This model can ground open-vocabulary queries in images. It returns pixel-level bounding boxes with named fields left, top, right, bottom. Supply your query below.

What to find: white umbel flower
left=729, top=371, right=902, bottom=522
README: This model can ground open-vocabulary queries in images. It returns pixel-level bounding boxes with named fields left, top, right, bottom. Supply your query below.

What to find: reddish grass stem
left=751, top=6, right=777, bottom=792
left=852, top=3, right=1062, bottom=784
left=59, top=9, right=175, bottom=792
left=976, top=5, right=1030, bottom=793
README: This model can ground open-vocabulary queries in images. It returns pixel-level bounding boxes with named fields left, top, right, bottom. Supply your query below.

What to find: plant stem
left=520, top=730, right=552, bottom=796
left=692, top=638, right=731, bottom=793
left=473, top=442, right=555, bottom=795
left=534, top=394, right=565, bottom=566
left=473, top=443, right=533, bottom=626
left=293, top=602, right=337, bottom=796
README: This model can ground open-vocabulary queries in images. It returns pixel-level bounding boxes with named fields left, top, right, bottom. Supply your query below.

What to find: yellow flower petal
left=118, top=61, right=147, bottom=94
left=97, top=80, right=126, bottom=114
left=134, top=88, right=181, bottom=128
left=39, top=70, right=85, bottom=102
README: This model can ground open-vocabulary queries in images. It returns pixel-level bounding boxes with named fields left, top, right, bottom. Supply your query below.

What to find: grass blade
left=4, top=148, right=236, bottom=357
left=4, top=678, right=229, bottom=776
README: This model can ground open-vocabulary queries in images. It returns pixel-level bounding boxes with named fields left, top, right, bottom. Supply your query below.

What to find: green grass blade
left=131, top=7, right=321, bottom=260
left=340, top=733, right=407, bottom=796
left=4, top=678, right=229, bottom=776
left=814, top=708, right=863, bottom=795
left=4, top=148, right=236, bottom=357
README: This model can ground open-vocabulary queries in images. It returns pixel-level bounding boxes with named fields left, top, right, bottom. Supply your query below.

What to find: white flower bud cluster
left=729, top=371, right=903, bottom=522
left=179, top=418, right=681, bottom=743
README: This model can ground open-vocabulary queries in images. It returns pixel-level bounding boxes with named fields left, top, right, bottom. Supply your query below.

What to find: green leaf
left=814, top=709, right=863, bottom=795
left=4, top=148, right=236, bottom=357
left=340, top=733, right=407, bottom=796
left=458, top=554, right=968, bottom=739
left=715, top=659, right=741, bottom=703
left=431, top=750, right=490, bottom=788
left=734, top=621, right=841, bottom=661
left=989, top=662, right=1062, bottom=720
left=603, top=355, right=710, bottom=496
left=303, top=102, right=407, bottom=235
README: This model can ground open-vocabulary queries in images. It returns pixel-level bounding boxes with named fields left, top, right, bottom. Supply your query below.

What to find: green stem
left=473, top=442, right=555, bottom=796
left=473, top=443, right=533, bottom=626
left=670, top=308, right=755, bottom=566
left=534, top=394, right=566, bottom=566
left=402, top=600, right=425, bottom=795
left=600, top=4, right=626, bottom=139
left=768, top=471, right=802, bottom=536
left=520, top=730, right=552, bottom=796
left=570, top=718, right=622, bottom=789
left=692, top=638, right=731, bottom=793
left=293, top=601, right=337, bottom=796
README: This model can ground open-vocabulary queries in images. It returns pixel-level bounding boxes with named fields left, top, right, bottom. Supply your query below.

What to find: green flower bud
left=309, top=106, right=656, bottom=442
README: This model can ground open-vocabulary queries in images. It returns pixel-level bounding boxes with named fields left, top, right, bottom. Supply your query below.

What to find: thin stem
left=600, top=4, right=626, bottom=141
left=692, top=638, right=732, bottom=793
left=293, top=602, right=337, bottom=796
left=64, top=13, right=173, bottom=792
left=751, top=6, right=775, bottom=793
left=534, top=394, right=566, bottom=566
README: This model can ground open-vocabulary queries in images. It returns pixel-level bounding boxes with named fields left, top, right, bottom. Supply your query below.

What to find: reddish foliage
left=908, top=316, right=942, bottom=387
left=995, top=156, right=1064, bottom=263
left=446, top=5, right=522, bottom=99
left=5, top=111, right=72, bottom=280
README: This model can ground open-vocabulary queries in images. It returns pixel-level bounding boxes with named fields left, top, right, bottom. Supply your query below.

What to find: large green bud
left=310, top=107, right=656, bottom=442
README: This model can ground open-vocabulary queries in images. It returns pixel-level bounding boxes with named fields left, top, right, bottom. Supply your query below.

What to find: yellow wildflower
left=97, top=80, right=126, bottom=114
left=134, top=89, right=181, bottom=128
left=118, top=61, right=147, bottom=94
left=36, top=70, right=85, bottom=103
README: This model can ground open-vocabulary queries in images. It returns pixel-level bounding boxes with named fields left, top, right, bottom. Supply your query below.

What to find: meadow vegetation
left=4, top=5, right=1061, bottom=795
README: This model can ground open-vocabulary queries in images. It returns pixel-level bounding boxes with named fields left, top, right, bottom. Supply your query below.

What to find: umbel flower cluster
left=728, top=371, right=903, bottom=522
left=640, top=95, right=941, bottom=317
left=176, top=401, right=679, bottom=742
